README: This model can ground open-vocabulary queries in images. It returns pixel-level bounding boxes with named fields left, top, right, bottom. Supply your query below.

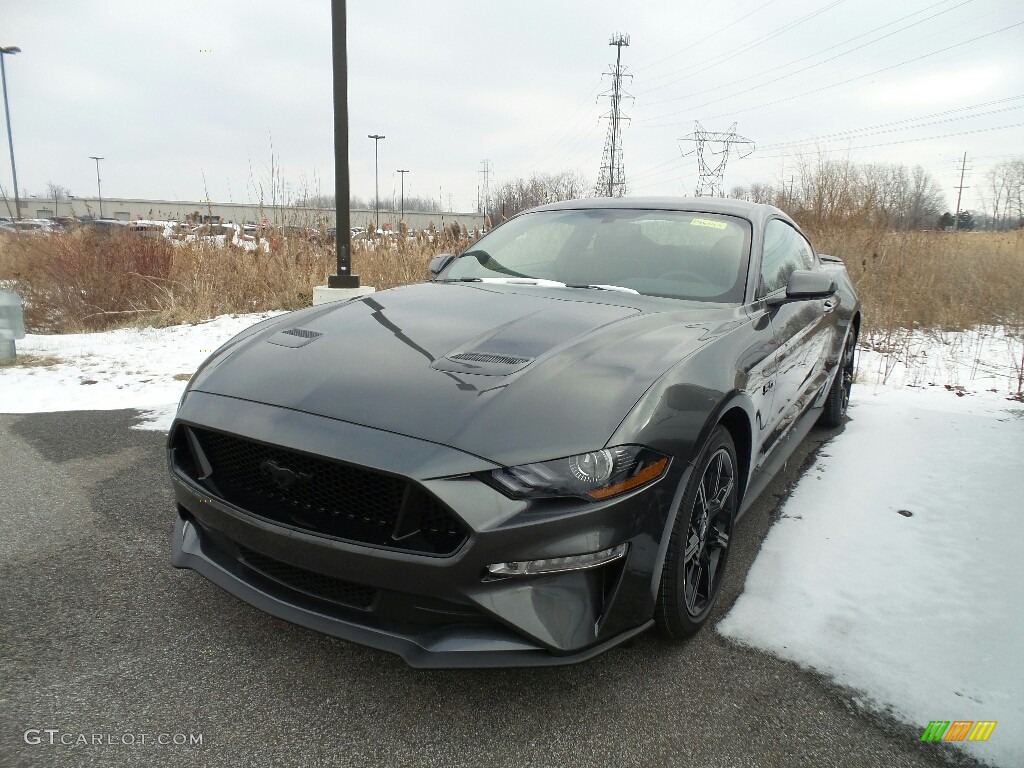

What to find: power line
left=641, top=19, right=1024, bottom=127
left=629, top=154, right=690, bottom=184
left=634, top=0, right=848, bottom=95
left=632, top=0, right=778, bottom=74
left=757, top=100, right=1024, bottom=152
left=640, top=0, right=966, bottom=108
left=750, top=121, right=1024, bottom=162
left=523, top=78, right=605, bottom=173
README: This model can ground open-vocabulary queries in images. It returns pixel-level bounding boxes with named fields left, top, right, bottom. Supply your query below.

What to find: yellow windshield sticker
left=690, top=217, right=728, bottom=230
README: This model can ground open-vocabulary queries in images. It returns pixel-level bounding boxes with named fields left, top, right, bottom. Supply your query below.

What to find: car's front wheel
left=819, top=327, right=857, bottom=428
left=655, top=425, right=738, bottom=640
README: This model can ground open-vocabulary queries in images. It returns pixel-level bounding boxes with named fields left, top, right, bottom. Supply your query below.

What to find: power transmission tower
left=596, top=33, right=632, bottom=197
left=679, top=122, right=754, bottom=197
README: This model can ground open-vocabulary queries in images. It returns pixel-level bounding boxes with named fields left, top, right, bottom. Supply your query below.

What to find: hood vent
left=448, top=352, right=530, bottom=366
left=432, top=350, right=535, bottom=376
left=267, top=328, right=323, bottom=348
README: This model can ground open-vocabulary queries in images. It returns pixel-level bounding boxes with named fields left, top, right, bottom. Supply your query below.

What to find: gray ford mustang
left=169, top=197, right=860, bottom=667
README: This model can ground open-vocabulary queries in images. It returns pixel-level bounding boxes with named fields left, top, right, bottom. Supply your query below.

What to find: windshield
left=444, top=208, right=751, bottom=302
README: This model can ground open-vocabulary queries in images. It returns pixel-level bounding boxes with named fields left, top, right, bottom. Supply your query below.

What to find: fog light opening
left=486, top=543, right=628, bottom=577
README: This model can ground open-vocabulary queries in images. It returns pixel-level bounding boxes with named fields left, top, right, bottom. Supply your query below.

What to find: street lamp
left=89, top=156, right=104, bottom=218
left=368, top=134, right=384, bottom=234
left=396, top=169, right=408, bottom=224
left=0, top=45, right=21, bottom=221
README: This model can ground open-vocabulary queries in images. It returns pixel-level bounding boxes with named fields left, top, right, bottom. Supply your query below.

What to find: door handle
left=823, top=299, right=836, bottom=314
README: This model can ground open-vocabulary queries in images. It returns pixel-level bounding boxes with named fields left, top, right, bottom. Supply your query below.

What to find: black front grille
left=238, top=546, right=376, bottom=610
left=174, top=427, right=467, bottom=555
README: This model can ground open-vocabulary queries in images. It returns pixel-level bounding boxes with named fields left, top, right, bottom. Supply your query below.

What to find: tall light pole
left=367, top=134, right=384, bottom=234
left=328, top=0, right=360, bottom=288
left=89, top=156, right=104, bottom=218
left=396, top=169, right=408, bottom=224
left=0, top=46, right=21, bottom=221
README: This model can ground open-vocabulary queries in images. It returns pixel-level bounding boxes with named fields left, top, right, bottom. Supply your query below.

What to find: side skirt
left=738, top=401, right=824, bottom=521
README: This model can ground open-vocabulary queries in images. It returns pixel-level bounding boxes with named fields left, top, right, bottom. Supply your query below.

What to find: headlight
left=484, top=445, right=670, bottom=501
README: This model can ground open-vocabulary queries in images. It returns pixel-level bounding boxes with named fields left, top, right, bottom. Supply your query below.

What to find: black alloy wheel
left=655, top=425, right=738, bottom=640
left=820, top=328, right=857, bottom=427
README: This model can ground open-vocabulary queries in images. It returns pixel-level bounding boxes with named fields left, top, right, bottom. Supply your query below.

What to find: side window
left=760, top=220, right=811, bottom=295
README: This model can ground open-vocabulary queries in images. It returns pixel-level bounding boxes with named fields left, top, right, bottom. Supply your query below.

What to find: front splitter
left=171, top=516, right=652, bottom=669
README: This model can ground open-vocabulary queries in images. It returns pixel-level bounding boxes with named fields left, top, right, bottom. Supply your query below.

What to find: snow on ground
left=2, top=315, right=1023, bottom=764
left=0, top=312, right=281, bottom=429
left=720, top=327, right=1024, bottom=768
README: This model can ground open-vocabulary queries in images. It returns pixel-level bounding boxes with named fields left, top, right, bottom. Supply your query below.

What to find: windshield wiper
left=477, top=277, right=568, bottom=287
left=565, top=284, right=640, bottom=294
left=437, top=277, right=482, bottom=282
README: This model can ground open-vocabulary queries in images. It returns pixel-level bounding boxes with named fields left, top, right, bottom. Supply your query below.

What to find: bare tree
left=749, top=182, right=776, bottom=205
left=45, top=181, right=71, bottom=201
left=487, top=171, right=590, bottom=223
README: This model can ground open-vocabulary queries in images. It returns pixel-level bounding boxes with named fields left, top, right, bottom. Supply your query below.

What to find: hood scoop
left=449, top=352, right=530, bottom=366
left=433, top=350, right=535, bottom=376
left=267, top=328, right=323, bottom=348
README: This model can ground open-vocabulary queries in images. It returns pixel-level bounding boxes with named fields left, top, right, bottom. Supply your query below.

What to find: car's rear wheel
left=655, top=425, right=738, bottom=640
left=820, top=327, right=857, bottom=428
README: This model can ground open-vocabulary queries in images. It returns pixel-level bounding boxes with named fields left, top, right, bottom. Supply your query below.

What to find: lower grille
left=172, top=426, right=467, bottom=555
left=238, top=546, right=376, bottom=610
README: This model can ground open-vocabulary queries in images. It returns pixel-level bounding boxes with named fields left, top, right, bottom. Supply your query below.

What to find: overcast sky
left=3, top=0, right=1022, bottom=213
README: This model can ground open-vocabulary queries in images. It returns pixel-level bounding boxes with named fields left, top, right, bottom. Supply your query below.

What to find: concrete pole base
left=0, top=339, right=15, bottom=363
left=312, top=285, right=376, bottom=306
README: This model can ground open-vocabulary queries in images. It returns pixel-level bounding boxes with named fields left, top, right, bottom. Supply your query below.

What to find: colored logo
left=920, top=721, right=997, bottom=742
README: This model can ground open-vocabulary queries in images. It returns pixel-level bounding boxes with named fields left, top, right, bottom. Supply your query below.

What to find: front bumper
left=169, top=392, right=683, bottom=668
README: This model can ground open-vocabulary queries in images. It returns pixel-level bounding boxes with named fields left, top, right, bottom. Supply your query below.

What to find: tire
left=655, top=425, right=738, bottom=641
left=819, top=327, right=857, bottom=428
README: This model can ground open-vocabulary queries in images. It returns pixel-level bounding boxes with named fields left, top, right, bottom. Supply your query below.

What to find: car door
left=757, top=219, right=835, bottom=455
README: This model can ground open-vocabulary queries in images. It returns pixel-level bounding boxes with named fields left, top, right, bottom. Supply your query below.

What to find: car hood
left=190, top=282, right=725, bottom=467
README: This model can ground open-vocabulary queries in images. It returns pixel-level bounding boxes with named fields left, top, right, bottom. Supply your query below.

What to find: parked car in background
left=185, top=222, right=240, bottom=247
left=169, top=197, right=860, bottom=668
left=83, top=218, right=130, bottom=235
left=127, top=220, right=167, bottom=239
left=0, top=218, right=57, bottom=236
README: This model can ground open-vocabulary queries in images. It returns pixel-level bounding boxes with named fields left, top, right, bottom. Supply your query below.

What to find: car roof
left=527, top=196, right=791, bottom=228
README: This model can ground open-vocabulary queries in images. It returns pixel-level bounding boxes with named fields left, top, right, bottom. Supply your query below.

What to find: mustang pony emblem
left=259, top=459, right=312, bottom=490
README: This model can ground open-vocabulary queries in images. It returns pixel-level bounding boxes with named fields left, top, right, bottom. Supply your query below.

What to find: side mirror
left=766, top=270, right=836, bottom=306
left=428, top=252, right=456, bottom=277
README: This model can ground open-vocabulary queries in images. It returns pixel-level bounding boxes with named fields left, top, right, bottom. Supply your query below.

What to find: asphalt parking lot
left=1, top=410, right=980, bottom=768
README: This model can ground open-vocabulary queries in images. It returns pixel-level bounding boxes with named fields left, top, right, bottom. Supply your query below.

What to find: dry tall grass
left=1, top=224, right=1021, bottom=340
left=802, top=227, right=1024, bottom=338
left=0, top=230, right=466, bottom=333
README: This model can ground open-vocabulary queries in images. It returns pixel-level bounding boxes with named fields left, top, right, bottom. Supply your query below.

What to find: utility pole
left=368, top=134, right=384, bottom=234
left=1, top=46, right=22, bottom=222
left=953, top=151, right=970, bottom=232
left=89, top=156, right=104, bottom=218
left=597, top=33, right=632, bottom=197
left=679, top=122, right=754, bottom=197
left=478, top=159, right=491, bottom=216
left=396, top=168, right=408, bottom=223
